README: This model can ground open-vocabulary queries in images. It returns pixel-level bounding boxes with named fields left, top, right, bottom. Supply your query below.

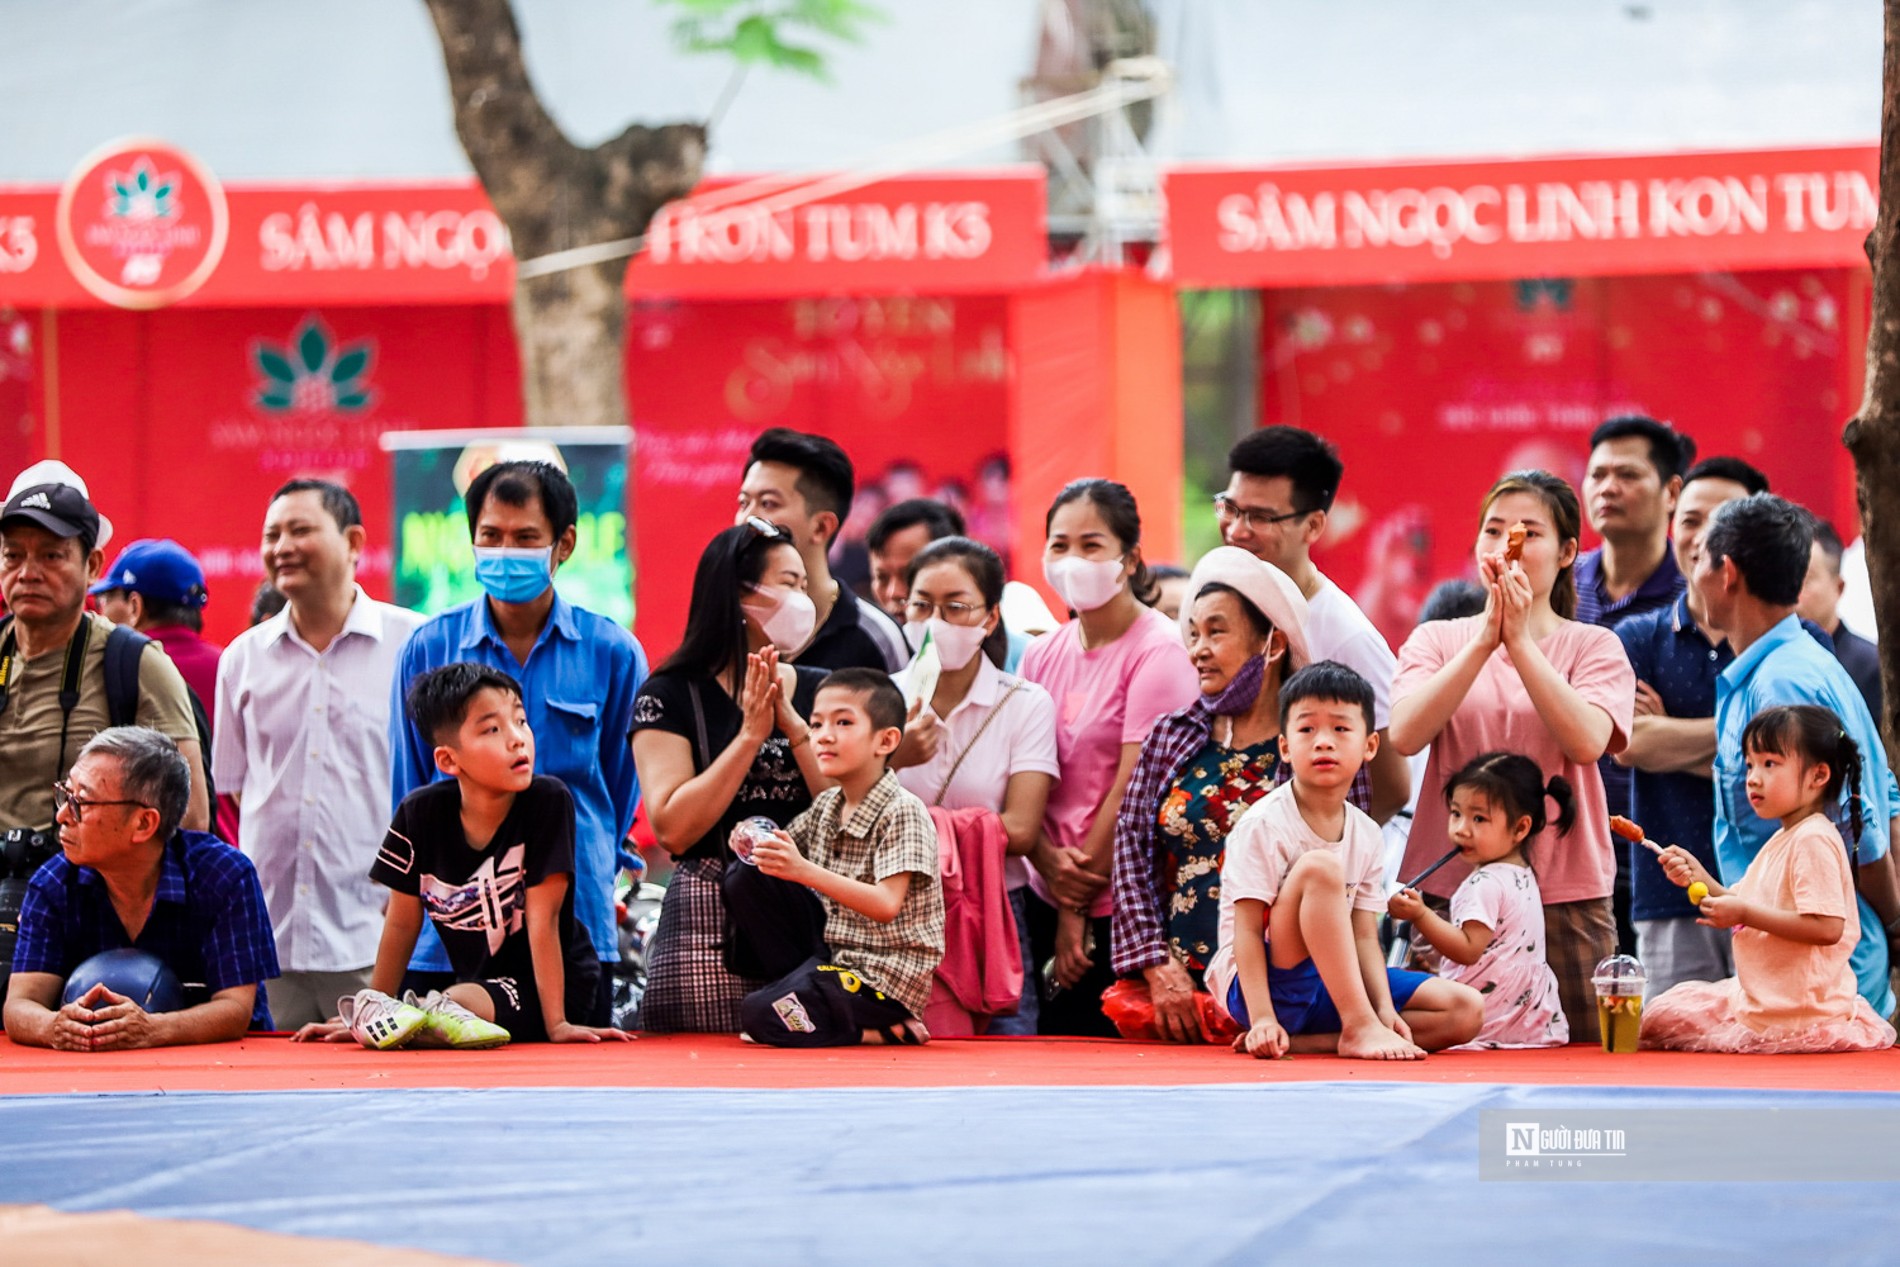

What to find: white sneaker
left=403, top=989, right=511, bottom=1050
left=338, top=989, right=427, bottom=1051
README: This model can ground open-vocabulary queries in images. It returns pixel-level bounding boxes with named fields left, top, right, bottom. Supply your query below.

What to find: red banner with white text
left=1168, top=147, right=1879, bottom=288
left=0, top=148, right=1047, bottom=308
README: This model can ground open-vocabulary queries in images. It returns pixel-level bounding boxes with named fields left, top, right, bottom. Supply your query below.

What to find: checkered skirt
left=640, top=856, right=768, bottom=1033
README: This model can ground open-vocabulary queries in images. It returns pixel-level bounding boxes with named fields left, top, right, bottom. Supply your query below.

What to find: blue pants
left=1226, top=956, right=1433, bottom=1036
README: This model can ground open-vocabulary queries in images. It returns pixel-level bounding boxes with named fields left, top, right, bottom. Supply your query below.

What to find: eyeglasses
left=1212, top=494, right=1309, bottom=534
left=904, top=599, right=986, bottom=624
left=52, top=779, right=153, bottom=822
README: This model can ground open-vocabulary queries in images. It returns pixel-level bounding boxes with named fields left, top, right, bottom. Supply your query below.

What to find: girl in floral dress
left=1389, top=751, right=1570, bottom=1049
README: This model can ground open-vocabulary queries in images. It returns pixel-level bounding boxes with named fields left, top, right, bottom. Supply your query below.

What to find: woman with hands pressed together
left=1388, top=471, right=1635, bottom=1041
left=632, top=519, right=830, bottom=1032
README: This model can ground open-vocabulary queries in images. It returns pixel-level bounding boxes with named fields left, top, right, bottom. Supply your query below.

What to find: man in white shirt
left=213, top=480, right=426, bottom=1027
left=1218, top=426, right=1410, bottom=822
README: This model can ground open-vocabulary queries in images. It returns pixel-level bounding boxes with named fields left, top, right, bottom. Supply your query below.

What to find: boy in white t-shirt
left=1209, top=662, right=1483, bottom=1060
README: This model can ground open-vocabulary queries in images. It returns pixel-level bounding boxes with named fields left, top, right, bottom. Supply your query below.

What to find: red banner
left=0, top=149, right=1047, bottom=308
left=1168, top=147, right=1879, bottom=288
left=1269, top=269, right=1862, bottom=649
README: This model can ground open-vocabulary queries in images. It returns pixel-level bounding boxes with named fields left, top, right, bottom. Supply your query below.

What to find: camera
left=0, top=826, right=59, bottom=996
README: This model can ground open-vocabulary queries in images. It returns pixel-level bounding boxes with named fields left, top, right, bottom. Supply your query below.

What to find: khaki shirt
left=0, top=611, right=197, bottom=829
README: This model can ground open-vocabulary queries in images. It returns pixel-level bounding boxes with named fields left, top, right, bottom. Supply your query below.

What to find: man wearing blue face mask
left=388, top=461, right=647, bottom=1023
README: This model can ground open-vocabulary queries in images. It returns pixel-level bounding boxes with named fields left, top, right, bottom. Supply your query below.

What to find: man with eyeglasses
left=0, top=478, right=210, bottom=837
left=1217, top=426, right=1410, bottom=822
left=5, top=727, right=277, bottom=1050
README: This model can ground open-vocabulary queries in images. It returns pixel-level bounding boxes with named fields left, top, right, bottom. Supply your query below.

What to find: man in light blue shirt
left=388, top=461, right=645, bottom=1024
left=1698, top=493, right=1898, bottom=1016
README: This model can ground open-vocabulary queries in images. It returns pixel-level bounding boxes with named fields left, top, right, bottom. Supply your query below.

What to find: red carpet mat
left=3, top=1033, right=1896, bottom=1095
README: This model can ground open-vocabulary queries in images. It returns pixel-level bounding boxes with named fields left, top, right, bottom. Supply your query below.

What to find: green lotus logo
left=251, top=315, right=376, bottom=413
left=106, top=157, right=179, bottom=222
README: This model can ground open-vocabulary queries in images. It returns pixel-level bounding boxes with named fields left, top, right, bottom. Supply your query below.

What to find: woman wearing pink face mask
left=895, top=537, right=1059, bottom=1035
left=633, top=518, right=829, bottom=1032
left=1020, top=479, right=1198, bottom=1035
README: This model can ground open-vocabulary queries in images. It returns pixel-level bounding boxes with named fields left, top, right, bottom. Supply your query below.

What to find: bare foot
left=1337, top=1022, right=1426, bottom=1061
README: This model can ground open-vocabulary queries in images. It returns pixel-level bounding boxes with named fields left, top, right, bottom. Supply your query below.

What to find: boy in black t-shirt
left=294, top=663, right=633, bottom=1049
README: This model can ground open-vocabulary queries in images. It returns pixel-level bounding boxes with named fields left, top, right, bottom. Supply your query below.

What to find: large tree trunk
left=423, top=0, right=706, bottom=429
left=1846, top=0, right=1900, bottom=763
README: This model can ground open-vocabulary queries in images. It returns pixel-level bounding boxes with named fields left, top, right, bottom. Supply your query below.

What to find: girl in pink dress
left=1389, top=752, right=1571, bottom=1049
left=1644, top=705, right=1896, bottom=1053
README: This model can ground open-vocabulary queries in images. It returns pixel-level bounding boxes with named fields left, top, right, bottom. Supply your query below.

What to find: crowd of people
left=2, top=417, right=1895, bottom=1060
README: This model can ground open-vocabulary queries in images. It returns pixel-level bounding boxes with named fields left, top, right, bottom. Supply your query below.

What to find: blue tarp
left=1, top=1083, right=1894, bottom=1265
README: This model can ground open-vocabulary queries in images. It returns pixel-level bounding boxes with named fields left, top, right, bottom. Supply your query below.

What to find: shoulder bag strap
left=932, top=681, right=1024, bottom=806
left=685, top=678, right=713, bottom=773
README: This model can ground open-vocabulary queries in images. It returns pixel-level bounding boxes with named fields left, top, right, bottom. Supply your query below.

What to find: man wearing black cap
left=0, top=481, right=208, bottom=839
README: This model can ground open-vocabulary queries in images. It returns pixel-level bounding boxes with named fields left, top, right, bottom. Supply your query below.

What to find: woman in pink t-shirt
left=1021, top=479, right=1198, bottom=1035
left=1389, top=470, right=1635, bottom=1042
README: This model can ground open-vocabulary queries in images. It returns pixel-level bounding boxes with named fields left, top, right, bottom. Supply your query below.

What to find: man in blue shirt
left=5, top=727, right=277, bottom=1049
left=389, top=461, right=645, bottom=1025
left=1614, top=458, right=1767, bottom=996
left=1695, top=493, right=1900, bottom=1017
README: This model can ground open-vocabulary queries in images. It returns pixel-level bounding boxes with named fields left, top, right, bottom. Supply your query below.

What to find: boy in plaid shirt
left=724, top=669, right=944, bottom=1046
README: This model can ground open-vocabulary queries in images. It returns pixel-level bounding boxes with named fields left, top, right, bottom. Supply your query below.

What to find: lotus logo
left=251, top=314, right=376, bottom=413
left=106, top=157, right=180, bottom=223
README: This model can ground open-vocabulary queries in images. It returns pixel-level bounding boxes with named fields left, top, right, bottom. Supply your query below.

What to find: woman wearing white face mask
left=1020, top=479, right=1199, bottom=1036
left=895, top=537, right=1059, bottom=1035
left=633, top=519, right=829, bottom=1032
left=1108, top=548, right=1310, bottom=1043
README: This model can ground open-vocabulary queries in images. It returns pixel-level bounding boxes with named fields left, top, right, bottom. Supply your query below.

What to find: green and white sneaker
left=404, top=990, right=511, bottom=1050
left=338, top=988, right=428, bottom=1051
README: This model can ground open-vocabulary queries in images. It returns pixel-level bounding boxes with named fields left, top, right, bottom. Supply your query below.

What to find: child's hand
left=1053, top=908, right=1092, bottom=988
left=752, top=830, right=808, bottom=882
left=1657, top=845, right=1713, bottom=891
left=1696, top=893, right=1750, bottom=929
left=548, top=1022, right=638, bottom=1044
left=1235, top=1017, right=1288, bottom=1060
left=1376, top=1004, right=1414, bottom=1045
left=1387, top=887, right=1427, bottom=923
left=292, top=1018, right=353, bottom=1044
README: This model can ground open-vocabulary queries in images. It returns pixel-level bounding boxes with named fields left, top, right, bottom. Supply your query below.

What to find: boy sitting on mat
left=294, top=663, right=632, bottom=1050
left=723, top=668, right=944, bottom=1046
left=1208, top=662, right=1483, bottom=1060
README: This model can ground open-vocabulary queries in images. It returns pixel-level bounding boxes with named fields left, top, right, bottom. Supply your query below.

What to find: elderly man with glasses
left=4, top=726, right=277, bottom=1050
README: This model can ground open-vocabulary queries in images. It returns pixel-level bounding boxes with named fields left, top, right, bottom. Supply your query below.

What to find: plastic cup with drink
left=1592, top=954, right=1646, bottom=1053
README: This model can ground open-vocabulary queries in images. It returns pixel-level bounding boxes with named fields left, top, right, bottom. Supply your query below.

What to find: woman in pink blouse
left=1388, top=470, right=1635, bottom=1042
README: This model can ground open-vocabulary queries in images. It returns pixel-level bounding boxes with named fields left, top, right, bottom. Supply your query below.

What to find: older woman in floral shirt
left=1109, top=547, right=1312, bottom=1042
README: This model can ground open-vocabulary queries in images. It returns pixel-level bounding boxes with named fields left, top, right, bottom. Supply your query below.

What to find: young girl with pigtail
left=1645, top=705, right=1896, bottom=1053
left=1388, top=751, right=1571, bottom=1049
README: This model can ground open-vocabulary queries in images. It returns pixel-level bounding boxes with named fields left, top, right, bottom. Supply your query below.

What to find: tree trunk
left=422, top=0, right=706, bottom=429
left=1846, top=0, right=1900, bottom=763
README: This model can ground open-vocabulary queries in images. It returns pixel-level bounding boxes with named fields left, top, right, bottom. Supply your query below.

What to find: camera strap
left=0, top=617, right=90, bottom=762
left=54, top=618, right=92, bottom=781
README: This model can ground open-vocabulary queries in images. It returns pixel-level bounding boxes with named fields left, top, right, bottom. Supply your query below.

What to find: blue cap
left=89, top=538, right=208, bottom=608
